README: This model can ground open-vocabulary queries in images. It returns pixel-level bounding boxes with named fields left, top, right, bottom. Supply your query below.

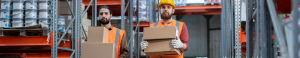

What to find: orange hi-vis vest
left=108, top=27, right=126, bottom=58
left=149, top=19, right=184, bottom=58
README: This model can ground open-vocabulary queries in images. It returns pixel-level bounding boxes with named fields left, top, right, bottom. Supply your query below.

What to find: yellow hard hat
left=158, top=0, right=176, bottom=9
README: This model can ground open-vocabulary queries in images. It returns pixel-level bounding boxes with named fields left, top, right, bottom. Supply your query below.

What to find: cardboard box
left=59, top=15, right=72, bottom=20
left=112, top=23, right=118, bottom=27
left=65, top=20, right=72, bottom=28
left=241, top=21, right=246, bottom=32
left=82, top=43, right=115, bottom=58
left=83, top=13, right=88, bottom=19
left=143, top=26, right=176, bottom=40
left=59, top=1, right=72, bottom=8
left=111, top=20, right=118, bottom=24
left=82, top=18, right=91, bottom=28
left=242, top=53, right=246, bottom=58
left=59, top=15, right=72, bottom=29
left=144, top=39, right=181, bottom=57
left=58, top=31, right=71, bottom=40
left=87, top=27, right=109, bottom=43
left=117, top=23, right=121, bottom=29
left=59, top=8, right=72, bottom=15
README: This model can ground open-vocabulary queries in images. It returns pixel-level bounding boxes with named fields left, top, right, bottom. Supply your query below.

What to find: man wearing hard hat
left=140, top=0, right=189, bottom=58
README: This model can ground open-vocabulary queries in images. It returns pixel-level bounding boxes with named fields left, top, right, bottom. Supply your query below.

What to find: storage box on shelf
left=58, top=0, right=72, bottom=15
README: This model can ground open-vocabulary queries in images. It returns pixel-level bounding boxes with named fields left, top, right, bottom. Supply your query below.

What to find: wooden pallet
left=0, top=25, right=49, bottom=36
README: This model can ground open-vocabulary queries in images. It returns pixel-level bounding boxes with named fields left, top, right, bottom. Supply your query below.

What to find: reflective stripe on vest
left=153, top=22, right=159, bottom=27
left=115, top=29, right=120, bottom=58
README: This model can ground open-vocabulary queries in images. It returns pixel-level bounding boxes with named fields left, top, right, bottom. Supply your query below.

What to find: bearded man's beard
left=161, top=12, right=172, bottom=19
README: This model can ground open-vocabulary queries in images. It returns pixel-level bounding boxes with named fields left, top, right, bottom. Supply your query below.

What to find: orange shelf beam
left=0, top=36, right=50, bottom=46
left=0, top=52, right=72, bottom=58
left=133, top=22, right=150, bottom=27
left=174, top=5, right=222, bottom=15
left=0, top=34, right=71, bottom=48
left=239, top=28, right=247, bottom=45
left=175, top=5, right=222, bottom=9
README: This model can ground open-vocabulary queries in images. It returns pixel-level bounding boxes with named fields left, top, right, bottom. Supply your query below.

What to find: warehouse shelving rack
left=1, top=0, right=222, bottom=58
left=292, top=0, right=300, bottom=58
left=0, top=0, right=74, bottom=57
left=221, top=0, right=297, bottom=58
left=0, top=0, right=222, bottom=58
left=51, top=0, right=87, bottom=57
left=50, top=0, right=140, bottom=57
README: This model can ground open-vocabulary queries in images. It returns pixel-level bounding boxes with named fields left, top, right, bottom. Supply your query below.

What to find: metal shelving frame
left=292, top=0, right=300, bottom=58
left=234, top=0, right=242, bottom=58
left=222, top=0, right=291, bottom=58
left=221, top=0, right=233, bottom=57
left=48, top=0, right=152, bottom=57
left=51, top=0, right=90, bottom=57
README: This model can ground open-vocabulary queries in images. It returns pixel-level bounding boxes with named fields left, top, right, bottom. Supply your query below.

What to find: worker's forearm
left=180, top=44, right=187, bottom=51
left=120, top=51, right=128, bottom=58
left=120, top=35, right=129, bottom=58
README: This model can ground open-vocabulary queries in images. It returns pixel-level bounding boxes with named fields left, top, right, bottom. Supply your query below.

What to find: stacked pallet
left=0, top=24, right=49, bottom=37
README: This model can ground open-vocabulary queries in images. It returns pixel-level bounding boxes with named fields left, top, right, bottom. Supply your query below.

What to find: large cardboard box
left=144, top=39, right=181, bottom=57
left=59, top=15, right=72, bottom=20
left=111, top=20, right=118, bottom=24
left=112, top=23, right=118, bottom=27
left=82, top=18, right=91, bottom=28
left=117, top=23, right=121, bottom=29
left=59, top=8, right=72, bottom=15
left=143, top=26, right=176, bottom=40
left=82, top=43, right=115, bottom=58
left=65, top=20, right=72, bottom=28
left=61, top=15, right=72, bottom=28
left=59, top=1, right=72, bottom=8
left=87, top=27, right=109, bottom=43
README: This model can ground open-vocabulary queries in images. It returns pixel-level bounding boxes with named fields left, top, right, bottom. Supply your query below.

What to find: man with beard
left=140, top=0, right=189, bottom=58
left=98, top=5, right=129, bottom=58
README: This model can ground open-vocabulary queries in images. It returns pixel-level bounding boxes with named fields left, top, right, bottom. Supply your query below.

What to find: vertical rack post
left=221, top=0, right=226, bottom=57
left=266, top=0, right=289, bottom=58
left=255, top=0, right=260, bottom=57
left=231, top=0, right=235, bottom=57
left=51, top=0, right=58, bottom=57
left=129, top=0, right=134, bottom=58
left=266, top=8, right=271, bottom=58
left=135, top=0, right=140, bottom=57
left=149, top=0, right=153, bottom=24
left=293, top=0, right=300, bottom=57
left=121, top=0, right=125, bottom=30
left=226, top=0, right=230, bottom=57
left=92, top=0, right=97, bottom=26
left=246, top=0, right=254, bottom=58
left=259, top=0, right=267, bottom=58
left=156, top=0, right=159, bottom=22
left=72, top=0, right=78, bottom=58
left=78, top=0, right=83, bottom=57
left=235, top=0, right=242, bottom=57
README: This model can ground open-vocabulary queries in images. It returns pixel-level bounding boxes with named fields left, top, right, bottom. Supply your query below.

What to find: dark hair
left=98, top=5, right=112, bottom=14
